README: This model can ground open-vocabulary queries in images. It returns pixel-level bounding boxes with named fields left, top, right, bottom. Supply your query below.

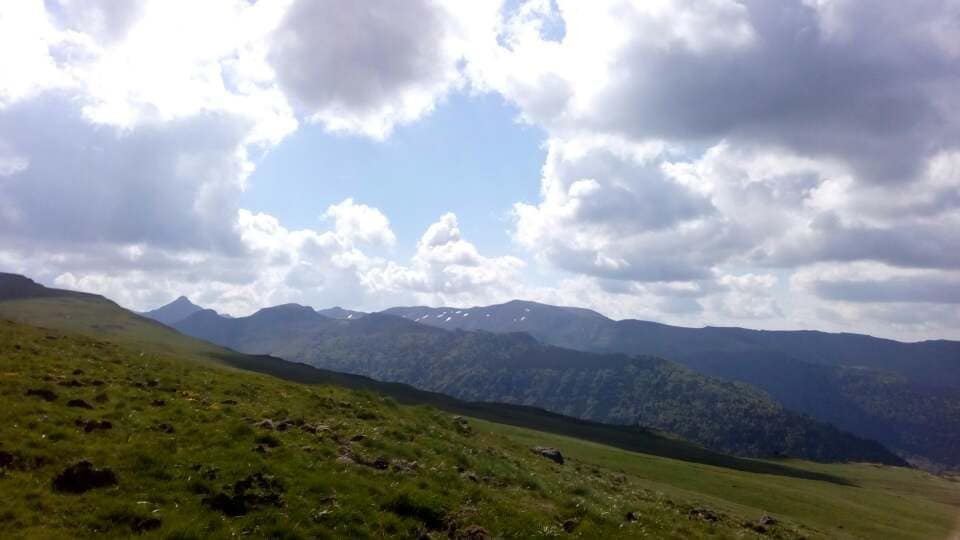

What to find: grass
left=477, top=420, right=960, bottom=540
left=0, top=295, right=854, bottom=484
left=1, top=293, right=958, bottom=538
left=1, top=318, right=814, bottom=539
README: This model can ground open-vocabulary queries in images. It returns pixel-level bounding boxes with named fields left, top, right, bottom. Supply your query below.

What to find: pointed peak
left=142, top=295, right=206, bottom=325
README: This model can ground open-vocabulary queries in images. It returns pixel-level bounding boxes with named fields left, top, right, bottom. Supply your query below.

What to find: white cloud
left=269, top=0, right=501, bottom=139
left=513, top=136, right=741, bottom=282
left=364, top=213, right=526, bottom=305
left=3, top=0, right=960, bottom=341
left=323, top=198, right=397, bottom=248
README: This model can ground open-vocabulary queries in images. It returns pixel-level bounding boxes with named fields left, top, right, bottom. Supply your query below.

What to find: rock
left=453, top=416, right=472, bottom=435
left=455, top=525, right=491, bottom=540
left=392, top=459, right=419, bottom=473
left=562, top=518, right=579, bottom=532
left=350, top=433, right=366, bottom=442
left=66, top=399, right=94, bottom=410
left=531, top=446, right=564, bottom=465
left=52, top=460, right=118, bottom=493
left=461, top=471, right=479, bottom=482
left=256, top=419, right=276, bottom=430
left=276, top=419, right=295, bottom=431
left=203, top=472, right=285, bottom=516
left=25, top=388, right=58, bottom=401
left=689, top=506, right=720, bottom=522
left=759, top=514, right=777, bottom=526
left=75, top=419, right=112, bottom=432
left=625, top=511, right=641, bottom=522
left=131, top=517, right=161, bottom=534
left=300, top=424, right=318, bottom=434
left=371, top=456, right=390, bottom=470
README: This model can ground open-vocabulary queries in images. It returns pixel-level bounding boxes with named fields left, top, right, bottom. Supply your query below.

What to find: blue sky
left=2, top=0, right=960, bottom=341
left=242, top=92, right=546, bottom=259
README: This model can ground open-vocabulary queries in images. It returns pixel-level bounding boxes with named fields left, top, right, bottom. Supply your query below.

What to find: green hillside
left=386, top=302, right=960, bottom=469
left=173, top=306, right=904, bottom=465
left=2, top=320, right=959, bottom=539
left=0, top=274, right=855, bottom=480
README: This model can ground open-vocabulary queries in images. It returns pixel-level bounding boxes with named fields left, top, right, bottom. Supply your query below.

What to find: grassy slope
left=479, top=420, right=960, bottom=540
left=1, top=319, right=803, bottom=539
left=0, top=295, right=857, bottom=484
left=1, top=293, right=958, bottom=538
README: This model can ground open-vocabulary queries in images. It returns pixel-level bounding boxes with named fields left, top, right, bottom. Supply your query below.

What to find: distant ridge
left=316, top=306, right=366, bottom=319
left=386, top=300, right=960, bottom=469
left=173, top=303, right=906, bottom=465
left=141, top=295, right=205, bottom=325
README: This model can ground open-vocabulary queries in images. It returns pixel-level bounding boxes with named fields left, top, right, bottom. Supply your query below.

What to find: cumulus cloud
left=487, top=0, right=960, bottom=183
left=0, top=0, right=510, bottom=317
left=269, top=0, right=499, bottom=138
left=4, top=0, right=960, bottom=341
left=513, top=136, right=743, bottom=282
left=483, top=0, right=960, bottom=338
left=323, top=198, right=397, bottom=247
left=364, top=213, right=525, bottom=304
left=0, top=96, right=250, bottom=252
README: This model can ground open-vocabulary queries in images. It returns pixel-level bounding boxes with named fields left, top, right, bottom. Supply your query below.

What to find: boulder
left=531, top=446, right=564, bottom=465
left=453, top=416, right=472, bottom=435
left=203, top=472, right=284, bottom=516
left=689, top=506, right=720, bottom=522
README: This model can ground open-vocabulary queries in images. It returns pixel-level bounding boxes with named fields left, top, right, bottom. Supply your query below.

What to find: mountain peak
left=316, top=306, right=366, bottom=320
left=142, top=295, right=205, bottom=326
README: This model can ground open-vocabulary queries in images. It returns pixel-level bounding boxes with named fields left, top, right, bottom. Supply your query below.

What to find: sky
left=1, top=0, right=959, bottom=342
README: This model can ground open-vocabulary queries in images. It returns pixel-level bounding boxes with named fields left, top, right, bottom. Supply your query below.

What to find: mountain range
left=3, top=271, right=957, bottom=539
left=166, top=300, right=904, bottom=465
left=386, top=301, right=960, bottom=469
left=145, top=294, right=960, bottom=469
left=23, top=276, right=960, bottom=469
